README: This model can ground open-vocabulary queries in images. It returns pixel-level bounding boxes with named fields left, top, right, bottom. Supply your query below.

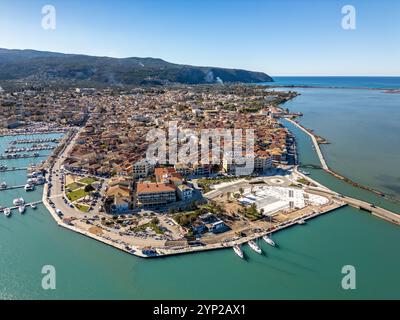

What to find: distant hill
left=0, top=48, right=273, bottom=86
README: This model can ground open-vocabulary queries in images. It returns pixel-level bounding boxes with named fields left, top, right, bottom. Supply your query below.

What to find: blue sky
left=0, top=0, right=399, bottom=75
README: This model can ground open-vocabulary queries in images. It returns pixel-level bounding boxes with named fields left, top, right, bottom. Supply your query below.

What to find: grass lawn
left=66, top=182, right=85, bottom=191
left=75, top=203, right=90, bottom=212
left=78, top=177, right=97, bottom=185
left=67, top=188, right=89, bottom=202
left=133, top=222, right=164, bottom=234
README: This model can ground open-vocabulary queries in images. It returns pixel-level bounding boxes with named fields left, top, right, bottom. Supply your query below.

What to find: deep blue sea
left=261, top=76, right=400, bottom=89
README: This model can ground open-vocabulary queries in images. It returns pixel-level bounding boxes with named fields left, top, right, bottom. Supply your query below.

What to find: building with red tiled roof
left=136, top=182, right=176, bottom=207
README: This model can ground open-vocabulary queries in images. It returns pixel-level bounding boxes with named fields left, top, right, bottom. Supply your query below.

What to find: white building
left=132, top=160, right=154, bottom=179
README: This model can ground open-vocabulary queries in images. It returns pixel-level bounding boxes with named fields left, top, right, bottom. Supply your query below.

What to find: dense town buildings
left=1, top=84, right=297, bottom=212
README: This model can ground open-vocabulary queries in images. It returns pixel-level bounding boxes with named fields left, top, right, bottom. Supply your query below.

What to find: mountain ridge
left=0, top=48, right=273, bottom=86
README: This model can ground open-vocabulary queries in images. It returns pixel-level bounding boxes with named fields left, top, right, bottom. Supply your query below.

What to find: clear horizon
left=1, top=0, right=399, bottom=76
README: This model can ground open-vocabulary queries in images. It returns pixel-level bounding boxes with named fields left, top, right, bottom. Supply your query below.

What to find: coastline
left=265, top=84, right=400, bottom=92
left=41, top=178, right=347, bottom=258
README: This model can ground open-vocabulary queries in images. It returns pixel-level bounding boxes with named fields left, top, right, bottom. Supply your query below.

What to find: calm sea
left=262, top=76, right=400, bottom=89
left=0, top=77, right=399, bottom=299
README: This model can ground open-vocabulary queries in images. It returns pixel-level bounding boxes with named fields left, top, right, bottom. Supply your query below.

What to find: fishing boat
left=30, top=203, right=37, bottom=210
left=0, top=181, right=7, bottom=189
left=262, top=235, right=276, bottom=247
left=19, top=205, right=25, bottom=214
left=4, top=208, right=11, bottom=217
left=13, top=197, right=25, bottom=206
left=233, top=245, right=244, bottom=259
left=248, top=240, right=262, bottom=254
left=297, top=219, right=306, bottom=225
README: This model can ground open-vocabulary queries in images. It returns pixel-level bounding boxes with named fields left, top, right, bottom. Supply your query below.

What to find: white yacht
left=248, top=240, right=262, bottom=254
left=262, top=235, right=276, bottom=247
left=35, top=176, right=45, bottom=185
left=13, top=198, right=25, bottom=206
left=31, top=203, right=37, bottom=210
left=4, top=208, right=11, bottom=217
left=233, top=245, right=244, bottom=259
left=19, top=205, right=25, bottom=214
left=24, top=183, right=35, bottom=191
left=0, top=181, right=7, bottom=189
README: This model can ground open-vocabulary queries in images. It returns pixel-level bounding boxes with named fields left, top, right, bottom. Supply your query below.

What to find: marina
left=0, top=166, right=28, bottom=172
left=0, top=153, right=47, bottom=160
left=5, top=145, right=55, bottom=153
left=0, top=200, right=42, bottom=215
left=0, top=128, right=67, bottom=137
left=0, top=184, right=26, bottom=191
left=10, top=138, right=61, bottom=145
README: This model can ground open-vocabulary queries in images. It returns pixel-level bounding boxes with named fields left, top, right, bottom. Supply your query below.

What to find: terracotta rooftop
left=137, top=182, right=176, bottom=194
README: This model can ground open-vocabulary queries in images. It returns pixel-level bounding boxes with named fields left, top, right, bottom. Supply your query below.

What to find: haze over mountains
left=0, top=48, right=273, bottom=87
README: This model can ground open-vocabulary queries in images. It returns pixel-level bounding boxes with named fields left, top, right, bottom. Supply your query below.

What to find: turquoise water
left=262, top=76, right=400, bottom=89
left=1, top=83, right=400, bottom=299
left=279, top=87, right=400, bottom=201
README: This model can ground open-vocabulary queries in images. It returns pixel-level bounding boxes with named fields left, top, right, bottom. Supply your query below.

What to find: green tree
left=84, top=184, right=95, bottom=193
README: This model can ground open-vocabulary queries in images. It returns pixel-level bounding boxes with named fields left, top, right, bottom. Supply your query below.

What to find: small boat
left=297, top=219, right=306, bottom=225
left=0, top=181, right=7, bottom=189
left=24, top=183, right=35, bottom=191
left=19, top=205, right=25, bottom=214
left=262, top=235, right=276, bottom=247
left=233, top=245, right=244, bottom=259
left=248, top=240, right=262, bottom=254
left=35, top=176, right=45, bottom=185
left=13, top=197, right=25, bottom=206
left=4, top=208, right=11, bottom=217
left=30, top=203, right=37, bottom=210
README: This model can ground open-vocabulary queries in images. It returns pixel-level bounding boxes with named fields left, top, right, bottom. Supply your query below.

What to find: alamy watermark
left=41, top=265, right=56, bottom=290
left=341, top=5, right=356, bottom=30
left=145, top=122, right=255, bottom=176
left=341, top=265, right=356, bottom=290
left=41, top=5, right=56, bottom=30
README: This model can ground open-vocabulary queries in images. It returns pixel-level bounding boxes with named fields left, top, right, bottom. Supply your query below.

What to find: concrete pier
left=286, top=118, right=329, bottom=170
left=0, top=201, right=43, bottom=212
left=0, top=167, right=27, bottom=172
left=0, top=185, right=26, bottom=191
